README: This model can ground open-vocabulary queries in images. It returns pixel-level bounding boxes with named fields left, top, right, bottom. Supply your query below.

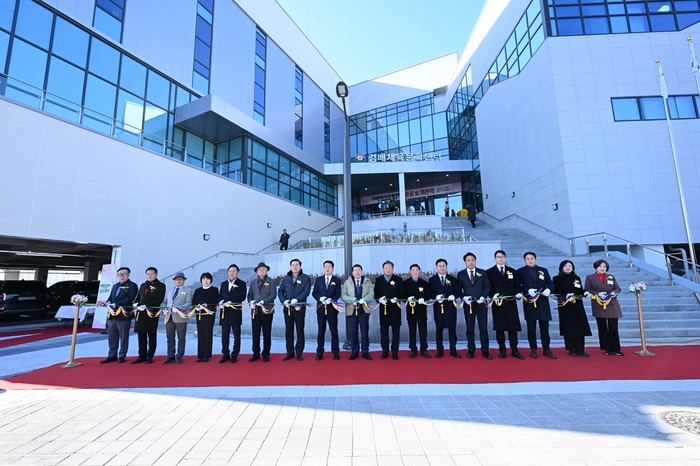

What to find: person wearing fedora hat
left=278, top=258, right=311, bottom=361
left=163, top=272, right=193, bottom=365
left=247, top=262, right=276, bottom=362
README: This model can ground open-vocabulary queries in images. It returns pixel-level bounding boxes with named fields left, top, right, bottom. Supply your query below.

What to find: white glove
left=448, top=294, right=455, bottom=301
left=542, top=288, right=551, bottom=297
left=492, top=293, right=500, bottom=300
left=319, top=296, right=327, bottom=303
left=566, top=293, right=574, bottom=302
left=528, top=288, right=537, bottom=297
left=418, top=298, right=425, bottom=304
left=257, top=300, right=264, bottom=306
left=598, top=292, right=607, bottom=298
left=436, top=294, right=444, bottom=302
left=291, top=298, right=298, bottom=304
left=249, top=301, right=257, bottom=307
left=407, top=296, right=415, bottom=303
left=390, top=297, right=398, bottom=304
left=324, top=298, right=332, bottom=305
left=358, top=299, right=365, bottom=305
left=379, top=296, right=388, bottom=305
left=464, top=296, right=472, bottom=305
left=609, top=292, right=617, bottom=298
left=583, top=291, right=591, bottom=298
left=283, top=299, right=291, bottom=306
left=477, top=297, right=485, bottom=304
left=515, top=293, right=523, bottom=299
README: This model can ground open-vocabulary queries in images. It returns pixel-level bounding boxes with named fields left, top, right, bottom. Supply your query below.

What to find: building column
left=398, top=172, right=406, bottom=214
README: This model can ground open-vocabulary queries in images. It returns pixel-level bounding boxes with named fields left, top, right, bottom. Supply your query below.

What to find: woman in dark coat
left=192, top=272, right=219, bottom=362
left=584, top=259, right=623, bottom=356
left=553, top=260, right=592, bottom=357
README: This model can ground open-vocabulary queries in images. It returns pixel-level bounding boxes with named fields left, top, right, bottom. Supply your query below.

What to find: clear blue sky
left=276, top=0, right=488, bottom=85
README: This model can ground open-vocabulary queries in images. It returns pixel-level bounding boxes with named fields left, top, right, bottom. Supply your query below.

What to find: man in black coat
left=457, top=252, right=492, bottom=359
left=133, top=267, right=166, bottom=364
left=428, top=258, right=460, bottom=358
left=100, top=266, right=138, bottom=364
left=219, top=264, right=247, bottom=363
left=403, top=264, right=432, bottom=358
left=279, top=229, right=290, bottom=250
left=278, top=258, right=312, bottom=361
left=516, top=251, right=556, bottom=359
left=374, top=260, right=405, bottom=360
left=312, top=260, right=342, bottom=360
left=485, top=250, right=524, bottom=360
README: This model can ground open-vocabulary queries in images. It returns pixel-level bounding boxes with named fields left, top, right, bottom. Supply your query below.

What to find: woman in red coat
left=584, top=259, right=623, bottom=356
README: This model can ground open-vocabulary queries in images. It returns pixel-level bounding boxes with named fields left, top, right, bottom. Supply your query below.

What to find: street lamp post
left=336, top=81, right=352, bottom=350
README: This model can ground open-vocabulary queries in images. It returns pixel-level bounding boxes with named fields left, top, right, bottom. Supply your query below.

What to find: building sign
left=360, top=182, right=462, bottom=206
left=353, top=152, right=443, bottom=163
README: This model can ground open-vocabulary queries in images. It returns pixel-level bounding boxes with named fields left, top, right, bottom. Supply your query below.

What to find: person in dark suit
left=517, top=252, right=556, bottom=359
left=278, top=258, right=312, bottom=361
left=403, top=264, right=432, bottom=358
left=584, top=259, right=623, bottom=356
left=554, top=260, right=592, bottom=357
left=218, top=264, right=247, bottom=363
left=99, top=266, right=138, bottom=364
left=341, top=264, right=374, bottom=360
left=133, top=267, right=166, bottom=364
left=192, top=272, right=219, bottom=362
left=247, top=262, right=276, bottom=362
left=312, top=260, right=342, bottom=360
left=374, top=260, right=405, bottom=360
left=428, top=258, right=460, bottom=358
left=485, top=250, right=525, bottom=359
left=279, top=229, right=290, bottom=250
left=457, top=252, right=492, bottom=359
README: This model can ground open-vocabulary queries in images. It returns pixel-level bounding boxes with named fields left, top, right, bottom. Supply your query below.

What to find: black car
left=48, top=280, right=100, bottom=313
left=0, top=280, right=52, bottom=316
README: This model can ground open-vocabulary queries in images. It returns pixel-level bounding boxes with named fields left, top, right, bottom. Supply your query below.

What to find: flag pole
left=656, top=59, right=698, bottom=282
left=688, top=38, right=700, bottom=97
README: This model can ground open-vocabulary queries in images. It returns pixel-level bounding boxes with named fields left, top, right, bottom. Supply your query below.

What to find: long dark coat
left=428, top=274, right=459, bottom=329
left=374, top=274, right=405, bottom=326
left=553, top=274, right=592, bottom=337
left=134, top=279, right=166, bottom=333
left=219, top=278, right=247, bottom=326
left=516, top=265, right=553, bottom=321
left=403, top=277, right=431, bottom=322
left=485, top=265, right=522, bottom=332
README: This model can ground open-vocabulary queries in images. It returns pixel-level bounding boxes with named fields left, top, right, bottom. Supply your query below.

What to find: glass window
left=8, top=38, right=47, bottom=88
left=89, top=38, right=120, bottom=83
left=46, top=56, right=84, bottom=104
left=15, top=0, right=52, bottom=49
left=584, top=17, right=610, bottom=34
left=608, top=4, right=626, bottom=15
left=143, top=103, right=168, bottom=139
left=146, top=69, right=169, bottom=109
left=420, top=115, right=433, bottom=141
left=195, top=15, right=212, bottom=46
left=649, top=14, right=677, bottom=31
left=627, top=4, right=646, bottom=14
left=52, top=17, right=89, bottom=68
left=628, top=15, right=650, bottom=32
left=251, top=171, right=265, bottom=190
left=93, top=6, right=122, bottom=42
left=176, top=86, right=191, bottom=107
left=677, top=12, right=700, bottom=27
left=120, top=55, right=146, bottom=97
left=648, top=1, right=672, bottom=13
left=640, top=97, right=665, bottom=120
left=557, top=18, right=584, bottom=35
left=84, top=73, right=116, bottom=119
left=530, top=25, right=545, bottom=52
left=0, top=29, right=8, bottom=72
left=194, top=38, right=211, bottom=67
left=676, top=1, right=700, bottom=12
left=0, top=0, right=15, bottom=32
left=409, top=119, right=421, bottom=145
left=433, top=113, right=447, bottom=139
left=610, top=16, right=629, bottom=33
left=197, top=3, right=212, bottom=24
left=527, top=0, right=540, bottom=25
left=555, top=5, right=580, bottom=17
left=116, top=88, right=144, bottom=131
left=669, top=96, right=697, bottom=118
left=192, top=70, right=208, bottom=95
left=611, top=98, right=640, bottom=121
left=582, top=5, right=606, bottom=16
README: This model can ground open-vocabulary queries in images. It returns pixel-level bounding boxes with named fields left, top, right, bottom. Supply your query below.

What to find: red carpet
left=0, top=326, right=99, bottom=349
left=2, top=345, right=698, bottom=390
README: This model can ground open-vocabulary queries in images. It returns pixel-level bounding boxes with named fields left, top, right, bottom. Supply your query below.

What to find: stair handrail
left=477, top=211, right=572, bottom=253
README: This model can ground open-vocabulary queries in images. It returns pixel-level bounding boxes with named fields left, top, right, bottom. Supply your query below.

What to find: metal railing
left=477, top=211, right=573, bottom=253
left=367, top=210, right=428, bottom=218
left=299, top=227, right=475, bottom=249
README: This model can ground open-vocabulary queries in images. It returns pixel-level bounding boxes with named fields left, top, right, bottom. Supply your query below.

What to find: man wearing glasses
left=99, top=267, right=138, bottom=364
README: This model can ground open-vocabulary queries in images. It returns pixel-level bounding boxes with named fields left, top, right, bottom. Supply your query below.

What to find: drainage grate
left=660, top=411, right=700, bottom=435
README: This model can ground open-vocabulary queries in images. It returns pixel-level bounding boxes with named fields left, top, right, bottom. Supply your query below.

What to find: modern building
left=0, top=0, right=699, bottom=280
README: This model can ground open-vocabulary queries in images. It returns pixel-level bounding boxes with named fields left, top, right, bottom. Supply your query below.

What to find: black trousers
left=221, top=323, right=241, bottom=358
left=349, top=312, right=370, bottom=354
left=496, top=330, right=519, bottom=352
left=596, top=317, right=620, bottom=352
left=284, top=308, right=306, bottom=356
left=408, top=319, right=428, bottom=351
left=196, top=314, right=215, bottom=359
left=465, top=306, right=489, bottom=353
left=137, top=332, right=157, bottom=359
left=380, top=323, right=400, bottom=355
left=252, top=313, right=273, bottom=357
left=564, top=336, right=586, bottom=354
left=435, top=327, right=457, bottom=353
left=316, top=309, right=339, bottom=355
left=527, top=320, right=550, bottom=350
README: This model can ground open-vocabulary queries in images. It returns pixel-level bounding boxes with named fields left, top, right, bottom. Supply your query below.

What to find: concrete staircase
left=443, top=217, right=700, bottom=345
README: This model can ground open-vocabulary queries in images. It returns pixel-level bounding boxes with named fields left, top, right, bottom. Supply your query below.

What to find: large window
left=611, top=95, right=700, bottom=120
left=323, top=94, right=331, bottom=162
left=253, top=27, right=266, bottom=124
left=294, top=66, right=303, bottom=149
left=93, top=0, right=125, bottom=43
left=547, top=0, right=700, bottom=36
left=193, top=0, right=213, bottom=94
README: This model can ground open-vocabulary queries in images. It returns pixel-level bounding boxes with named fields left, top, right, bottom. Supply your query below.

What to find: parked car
left=48, top=280, right=100, bottom=313
left=0, top=280, right=52, bottom=316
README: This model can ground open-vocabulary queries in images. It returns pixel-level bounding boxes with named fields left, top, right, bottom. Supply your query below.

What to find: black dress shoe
left=249, top=355, right=260, bottom=362
left=362, top=353, right=372, bottom=360
left=118, top=357, right=126, bottom=363
left=282, top=354, right=294, bottom=361
left=176, top=356, right=183, bottom=364
left=449, top=351, right=462, bottom=359
left=466, top=352, right=475, bottom=359
left=219, top=356, right=230, bottom=363
left=263, top=355, right=270, bottom=362
left=498, top=351, right=506, bottom=359
left=203, top=358, right=209, bottom=362
left=409, top=351, right=417, bottom=358
left=349, top=353, right=359, bottom=360
left=230, top=356, right=237, bottom=363
left=146, top=358, right=153, bottom=364
left=530, top=350, right=538, bottom=358
left=100, top=357, right=117, bottom=364
left=196, top=358, right=203, bottom=362
left=435, top=351, right=443, bottom=358
left=579, top=352, right=590, bottom=358
left=380, top=352, right=388, bottom=359
left=613, top=351, right=624, bottom=356
left=543, top=350, right=557, bottom=359
left=162, top=357, right=174, bottom=365
left=131, top=357, right=145, bottom=364
left=316, top=354, right=323, bottom=360
left=297, top=355, right=304, bottom=361
left=569, top=351, right=577, bottom=357
left=392, top=354, right=399, bottom=360
left=512, top=352, right=525, bottom=360
left=482, top=352, right=493, bottom=360
left=421, top=351, right=431, bottom=359
left=333, top=354, right=340, bottom=360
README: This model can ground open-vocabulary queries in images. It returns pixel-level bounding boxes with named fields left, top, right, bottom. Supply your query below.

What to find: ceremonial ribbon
left=106, top=304, right=133, bottom=317
left=194, top=304, right=217, bottom=320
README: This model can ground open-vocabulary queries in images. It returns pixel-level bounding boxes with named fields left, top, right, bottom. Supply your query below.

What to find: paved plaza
left=2, top=329, right=700, bottom=465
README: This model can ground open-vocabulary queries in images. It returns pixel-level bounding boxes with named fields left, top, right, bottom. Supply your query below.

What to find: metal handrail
left=478, top=211, right=571, bottom=243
